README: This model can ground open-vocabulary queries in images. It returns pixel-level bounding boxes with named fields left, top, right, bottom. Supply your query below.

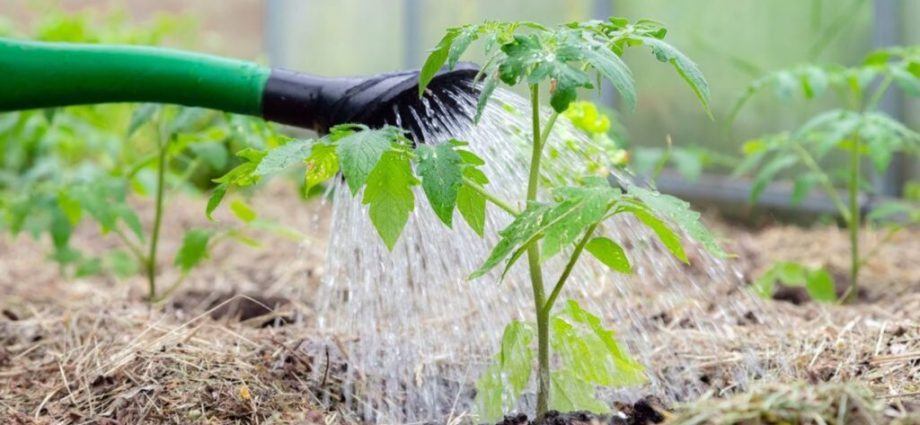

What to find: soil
left=2, top=185, right=919, bottom=423
left=493, top=398, right=665, bottom=425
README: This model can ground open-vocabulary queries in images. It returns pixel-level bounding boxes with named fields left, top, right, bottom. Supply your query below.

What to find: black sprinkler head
left=261, top=62, right=480, bottom=141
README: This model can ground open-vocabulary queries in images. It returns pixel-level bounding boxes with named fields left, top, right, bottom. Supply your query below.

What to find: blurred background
left=4, top=0, right=919, bottom=215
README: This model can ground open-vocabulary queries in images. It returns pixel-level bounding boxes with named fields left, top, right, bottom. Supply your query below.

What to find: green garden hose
left=0, top=38, right=478, bottom=137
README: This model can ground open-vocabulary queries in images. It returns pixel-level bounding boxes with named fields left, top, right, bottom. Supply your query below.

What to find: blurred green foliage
left=0, top=5, right=289, bottom=298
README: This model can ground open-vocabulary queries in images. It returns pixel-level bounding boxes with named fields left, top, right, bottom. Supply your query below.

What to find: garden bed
left=1, top=186, right=919, bottom=424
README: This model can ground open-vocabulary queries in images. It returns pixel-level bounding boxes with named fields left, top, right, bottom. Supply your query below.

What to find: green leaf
left=337, top=129, right=392, bottom=194
left=475, top=320, right=534, bottom=423
left=416, top=144, right=464, bottom=227
left=206, top=184, right=228, bottom=221
left=418, top=28, right=460, bottom=97
left=457, top=166, right=489, bottom=237
left=585, top=237, right=631, bottom=274
left=255, top=139, right=313, bottom=176
left=229, top=199, right=257, bottom=223
left=419, top=28, right=460, bottom=96
left=361, top=151, right=419, bottom=250
left=115, top=206, right=144, bottom=240
left=49, top=208, right=72, bottom=250
left=469, top=202, right=553, bottom=279
left=304, top=142, right=339, bottom=193
left=57, top=192, right=82, bottom=225
left=499, top=34, right=543, bottom=86
left=474, top=73, right=500, bottom=123
left=639, top=36, right=711, bottom=116
left=750, top=154, right=797, bottom=203
left=753, top=262, right=837, bottom=303
left=627, top=185, right=727, bottom=258
left=892, top=65, right=920, bottom=97
left=541, top=184, right=618, bottom=259
left=189, top=142, right=229, bottom=170
left=549, top=370, right=609, bottom=414
left=575, top=43, right=636, bottom=111
left=626, top=206, right=686, bottom=263
left=552, top=301, right=646, bottom=387
left=471, top=181, right=618, bottom=279
left=806, top=268, right=837, bottom=303
left=175, top=229, right=212, bottom=273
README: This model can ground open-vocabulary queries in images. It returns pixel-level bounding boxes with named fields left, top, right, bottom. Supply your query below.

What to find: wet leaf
left=585, top=237, right=631, bottom=274
left=475, top=320, right=534, bottom=423
left=255, top=139, right=312, bottom=176
left=336, top=128, right=392, bottom=194
left=362, top=151, right=419, bottom=250
left=416, top=144, right=464, bottom=227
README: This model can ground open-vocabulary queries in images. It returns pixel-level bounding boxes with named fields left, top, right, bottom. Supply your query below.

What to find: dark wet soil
left=493, top=399, right=665, bottom=425
left=170, top=290, right=296, bottom=327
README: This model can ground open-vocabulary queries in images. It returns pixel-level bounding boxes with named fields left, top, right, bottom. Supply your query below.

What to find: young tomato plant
left=215, top=17, right=725, bottom=420
left=732, top=46, right=920, bottom=303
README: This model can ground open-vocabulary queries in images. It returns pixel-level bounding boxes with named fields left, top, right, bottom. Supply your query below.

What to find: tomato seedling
left=213, top=17, right=725, bottom=420
left=732, top=46, right=920, bottom=303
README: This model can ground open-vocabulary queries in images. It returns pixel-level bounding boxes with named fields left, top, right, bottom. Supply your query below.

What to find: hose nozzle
left=261, top=63, right=479, bottom=142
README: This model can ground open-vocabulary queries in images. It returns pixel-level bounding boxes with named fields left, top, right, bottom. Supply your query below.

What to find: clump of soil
left=493, top=399, right=666, bottom=425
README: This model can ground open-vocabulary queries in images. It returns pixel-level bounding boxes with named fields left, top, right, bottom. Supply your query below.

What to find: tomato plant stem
left=543, top=223, right=598, bottom=316
left=846, top=135, right=861, bottom=303
left=526, top=85, right=550, bottom=418
left=791, top=142, right=850, bottom=221
left=146, top=144, right=168, bottom=301
left=461, top=176, right=520, bottom=215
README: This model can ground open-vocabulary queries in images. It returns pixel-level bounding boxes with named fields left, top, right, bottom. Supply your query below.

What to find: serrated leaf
left=337, top=129, right=392, bottom=194
left=255, top=139, right=312, bottom=176
left=627, top=185, right=727, bottom=258
left=419, top=28, right=460, bottom=97
left=639, top=36, right=711, bottom=116
left=457, top=167, right=489, bottom=237
left=586, top=237, right=631, bottom=274
left=541, top=184, right=618, bottom=259
left=416, top=144, right=463, bottom=227
left=361, top=151, right=419, bottom=250
left=206, top=184, right=228, bottom=221
left=475, top=320, right=534, bottom=423
left=552, top=301, right=646, bottom=387
left=475, top=73, right=500, bottom=123
left=175, top=229, right=211, bottom=272
left=304, top=142, right=339, bottom=193
left=625, top=205, right=686, bottom=263
left=549, top=370, right=609, bottom=414
left=575, top=43, right=636, bottom=111
left=469, top=202, right=553, bottom=279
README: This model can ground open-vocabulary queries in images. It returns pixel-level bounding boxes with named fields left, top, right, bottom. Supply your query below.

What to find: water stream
left=307, top=87, right=767, bottom=423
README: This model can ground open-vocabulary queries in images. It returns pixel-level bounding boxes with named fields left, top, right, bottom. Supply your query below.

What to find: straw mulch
left=1, top=188, right=919, bottom=424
